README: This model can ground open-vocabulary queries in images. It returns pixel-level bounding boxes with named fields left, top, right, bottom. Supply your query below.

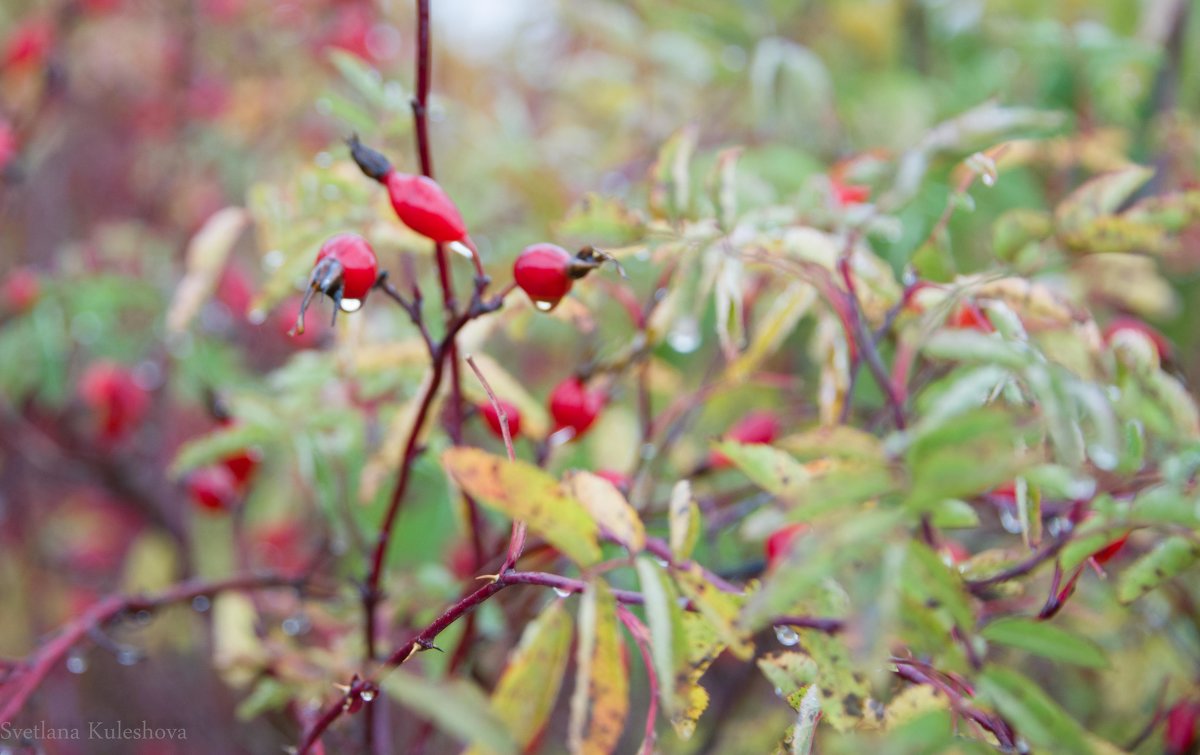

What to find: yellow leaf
left=568, top=582, right=629, bottom=755
left=212, top=594, right=265, bottom=688
left=470, top=600, right=573, bottom=753
left=565, top=471, right=645, bottom=552
left=675, top=565, right=754, bottom=660
left=167, top=207, right=250, bottom=334
left=668, top=480, right=701, bottom=560
left=443, top=447, right=603, bottom=566
left=725, top=281, right=816, bottom=383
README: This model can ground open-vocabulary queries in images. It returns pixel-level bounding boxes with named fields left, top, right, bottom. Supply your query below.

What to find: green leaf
left=472, top=600, right=573, bottom=753
left=725, top=281, right=815, bottom=383
left=668, top=480, right=702, bottom=561
left=977, top=666, right=1091, bottom=755
left=707, top=146, right=743, bottom=231
left=716, top=441, right=812, bottom=496
left=442, top=447, right=602, bottom=566
left=780, top=425, right=885, bottom=463
left=981, top=617, right=1109, bottom=669
left=1116, top=536, right=1200, bottom=603
left=635, top=557, right=690, bottom=727
left=568, top=581, right=629, bottom=755
left=928, top=498, right=981, bottom=529
left=648, top=126, right=698, bottom=220
left=901, top=542, right=974, bottom=632
left=328, top=50, right=390, bottom=109
left=384, top=672, right=517, bottom=755
left=921, top=330, right=1032, bottom=370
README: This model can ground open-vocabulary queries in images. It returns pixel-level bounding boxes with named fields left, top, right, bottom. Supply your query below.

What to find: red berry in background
left=79, top=362, right=150, bottom=443
left=2, top=18, right=54, bottom=70
left=515, top=243, right=573, bottom=311
left=385, top=172, right=468, bottom=243
left=2, top=268, right=40, bottom=314
left=480, top=399, right=521, bottom=440
left=765, top=523, right=809, bottom=569
left=830, top=177, right=870, bottom=206
left=0, top=119, right=17, bottom=173
left=939, top=541, right=971, bottom=566
left=947, top=300, right=994, bottom=332
left=187, top=465, right=238, bottom=513
left=1103, top=316, right=1173, bottom=362
left=549, top=377, right=605, bottom=439
left=1165, top=699, right=1200, bottom=755
left=292, top=233, right=378, bottom=335
left=710, top=410, right=782, bottom=468
left=594, top=469, right=632, bottom=492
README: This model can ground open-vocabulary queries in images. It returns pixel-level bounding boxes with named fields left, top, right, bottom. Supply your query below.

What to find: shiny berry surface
left=549, top=377, right=604, bottom=438
left=480, top=399, right=521, bottom=439
left=514, top=243, right=573, bottom=310
left=386, top=172, right=467, bottom=243
left=315, top=233, right=378, bottom=300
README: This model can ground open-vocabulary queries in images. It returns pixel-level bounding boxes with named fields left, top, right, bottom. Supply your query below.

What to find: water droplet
left=653, top=557, right=669, bottom=568
left=999, top=507, right=1022, bottom=534
left=339, top=298, right=363, bottom=313
left=774, top=625, right=800, bottom=646
left=117, top=648, right=141, bottom=666
left=132, top=610, right=153, bottom=627
left=448, top=241, right=473, bottom=259
left=667, top=317, right=701, bottom=353
left=314, top=151, right=333, bottom=169
left=552, top=587, right=573, bottom=598
left=533, top=299, right=555, bottom=312
left=282, top=614, right=311, bottom=636
left=640, top=443, right=656, bottom=460
left=66, top=650, right=87, bottom=674
left=981, top=172, right=996, bottom=187
left=773, top=686, right=784, bottom=697
left=321, top=184, right=341, bottom=202
left=359, top=689, right=376, bottom=702
left=191, top=596, right=211, bottom=612
left=1045, top=517, right=1070, bottom=537
left=263, top=250, right=285, bottom=270
left=247, top=308, right=267, bottom=325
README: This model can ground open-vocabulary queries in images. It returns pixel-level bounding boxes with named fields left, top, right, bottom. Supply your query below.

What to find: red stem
left=0, top=572, right=299, bottom=725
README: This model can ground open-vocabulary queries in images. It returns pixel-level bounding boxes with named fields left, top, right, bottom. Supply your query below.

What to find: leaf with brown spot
left=675, top=565, right=753, bottom=660
left=668, top=481, right=701, bottom=560
left=443, top=447, right=602, bottom=566
left=568, top=581, right=629, bottom=755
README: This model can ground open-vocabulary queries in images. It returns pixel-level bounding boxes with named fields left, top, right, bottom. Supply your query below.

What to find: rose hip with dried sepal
left=291, top=233, right=378, bottom=336
left=514, top=243, right=617, bottom=311
left=348, top=135, right=468, bottom=243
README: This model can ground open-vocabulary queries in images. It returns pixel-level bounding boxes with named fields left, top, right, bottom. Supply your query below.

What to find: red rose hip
left=187, top=465, right=239, bottom=513
left=549, top=377, right=605, bottom=439
left=514, top=243, right=574, bottom=311
left=480, top=399, right=521, bottom=440
left=292, top=233, right=378, bottom=335
left=765, top=523, right=809, bottom=569
left=710, top=410, right=782, bottom=468
left=79, top=362, right=150, bottom=443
